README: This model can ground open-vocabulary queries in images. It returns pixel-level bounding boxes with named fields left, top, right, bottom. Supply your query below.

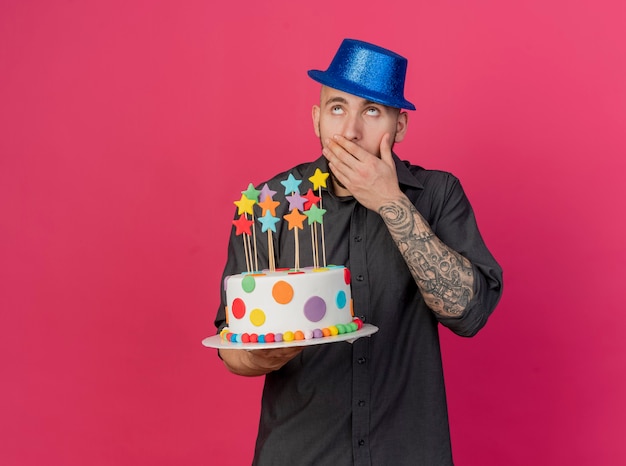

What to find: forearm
left=379, top=195, right=476, bottom=317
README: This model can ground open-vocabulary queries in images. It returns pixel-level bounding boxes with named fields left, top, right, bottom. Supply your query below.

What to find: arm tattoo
left=379, top=197, right=475, bottom=317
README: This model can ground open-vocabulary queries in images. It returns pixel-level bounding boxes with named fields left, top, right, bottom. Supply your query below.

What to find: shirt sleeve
left=421, top=172, right=503, bottom=337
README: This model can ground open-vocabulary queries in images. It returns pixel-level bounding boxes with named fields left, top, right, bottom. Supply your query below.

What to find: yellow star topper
left=308, top=168, right=329, bottom=191
left=233, top=194, right=256, bottom=216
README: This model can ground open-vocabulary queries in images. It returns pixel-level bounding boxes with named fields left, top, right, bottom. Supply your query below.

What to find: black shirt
left=215, top=155, right=503, bottom=465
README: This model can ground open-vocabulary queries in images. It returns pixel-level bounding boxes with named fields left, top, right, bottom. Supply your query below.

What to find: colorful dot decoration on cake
left=234, top=271, right=341, bottom=323
left=241, top=275, right=256, bottom=293
left=249, top=308, right=266, bottom=326
left=224, top=266, right=355, bottom=345
left=303, top=296, right=326, bottom=322
left=336, top=290, right=347, bottom=309
left=221, top=317, right=364, bottom=345
left=344, top=268, right=351, bottom=285
left=232, top=171, right=329, bottom=273
left=272, top=280, right=294, bottom=304
left=231, top=298, right=246, bottom=319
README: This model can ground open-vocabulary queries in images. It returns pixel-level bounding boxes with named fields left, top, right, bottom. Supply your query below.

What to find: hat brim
left=308, top=69, right=416, bottom=111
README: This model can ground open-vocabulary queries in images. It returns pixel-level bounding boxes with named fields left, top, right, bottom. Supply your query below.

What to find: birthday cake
left=218, top=169, right=364, bottom=345
left=221, top=265, right=362, bottom=343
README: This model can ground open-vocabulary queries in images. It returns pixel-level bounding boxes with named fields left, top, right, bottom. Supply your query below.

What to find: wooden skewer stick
left=310, top=224, right=316, bottom=269
left=318, top=187, right=327, bottom=267
left=268, top=230, right=275, bottom=272
left=251, top=213, right=258, bottom=272
left=243, top=234, right=250, bottom=273
left=294, top=226, right=300, bottom=270
left=247, top=231, right=254, bottom=273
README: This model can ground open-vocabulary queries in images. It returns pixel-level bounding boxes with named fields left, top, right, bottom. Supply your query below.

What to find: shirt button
left=358, top=439, right=365, bottom=446
left=354, top=235, right=362, bottom=242
left=358, top=400, right=366, bottom=407
left=356, top=275, right=364, bottom=281
left=357, top=357, right=366, bottom=364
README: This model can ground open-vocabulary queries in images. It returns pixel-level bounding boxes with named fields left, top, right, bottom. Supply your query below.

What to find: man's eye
left=331, top=106, right=344, bottom=114
left=366, top=108, right=380, bottom=115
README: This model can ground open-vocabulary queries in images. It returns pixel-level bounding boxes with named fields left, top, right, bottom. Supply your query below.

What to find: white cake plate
left=202, top=323, right=378, bottom=350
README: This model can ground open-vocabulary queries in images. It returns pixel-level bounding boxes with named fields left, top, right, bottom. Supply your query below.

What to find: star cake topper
left=286, top=191, right=307, bottom=211
left=308, top=168, right=329, bottom=191
left=234, top=194, right=256, bottom=216
left=304, top=204, right=326, bottom=225
left=259, top=183, right=277, bottom=202
left=302, top=188, right=321, bottom=210
left=280, top=174, right=302, bottom=195
left=258, top=196, right=280, bottom=216
left=258, top=211, right=280, bottom=233
left=232, top=214, right=254, bottom=236
left=241, top=183, right=261, bottom=203
left=284, top=208, right=307, bottom=231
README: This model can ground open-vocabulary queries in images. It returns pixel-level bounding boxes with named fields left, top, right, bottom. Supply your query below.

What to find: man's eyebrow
left=324, top=96, right=348, bottom=106
left=324, top=96, right=384, bottom=108
left=363, top=100, right=382, bottom=107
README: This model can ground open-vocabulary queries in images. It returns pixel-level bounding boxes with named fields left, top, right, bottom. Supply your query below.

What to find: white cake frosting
left=222, top=265, right=356, bottom=343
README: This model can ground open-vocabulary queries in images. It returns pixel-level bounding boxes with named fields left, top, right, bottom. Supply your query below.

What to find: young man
left=215, top=39, right=503, bottom=465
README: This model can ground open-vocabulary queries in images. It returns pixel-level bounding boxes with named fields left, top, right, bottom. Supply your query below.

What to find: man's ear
left=394, top=111, right=409, bottom=143
left=312, top=105, right=321, bottom=137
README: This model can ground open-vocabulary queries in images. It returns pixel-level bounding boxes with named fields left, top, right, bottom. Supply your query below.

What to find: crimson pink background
left=1, top=1, right=625, bottom=465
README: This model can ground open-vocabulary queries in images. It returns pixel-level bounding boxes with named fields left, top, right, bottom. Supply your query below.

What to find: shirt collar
left=393, top=154, right=424, bottom=190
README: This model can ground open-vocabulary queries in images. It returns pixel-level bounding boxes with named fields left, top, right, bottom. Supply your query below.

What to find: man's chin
left=329, top=169, right=351, bottom=195
left=330, top=170, right=347, bottom=189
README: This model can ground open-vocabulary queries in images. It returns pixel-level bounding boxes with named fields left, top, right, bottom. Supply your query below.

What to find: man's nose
left=342, top=114, right=362, bottom=141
